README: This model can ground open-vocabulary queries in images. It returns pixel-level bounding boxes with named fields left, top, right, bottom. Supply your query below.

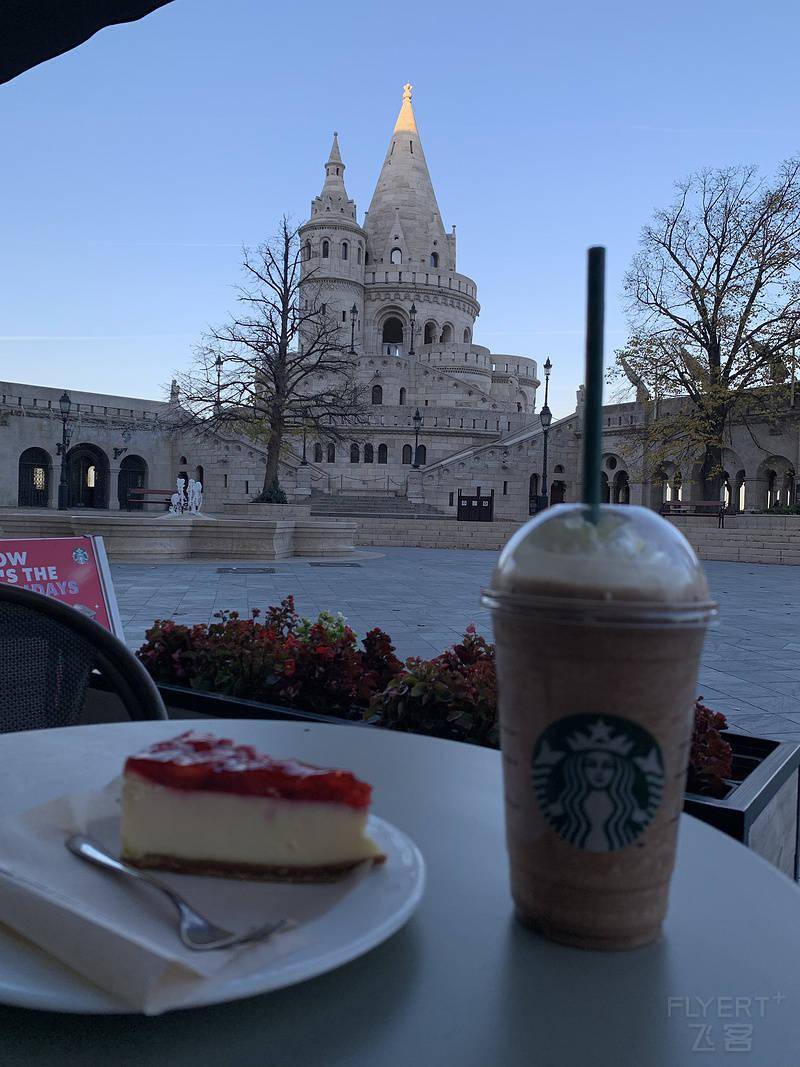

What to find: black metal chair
left=0, top=583, right=167, bottom=733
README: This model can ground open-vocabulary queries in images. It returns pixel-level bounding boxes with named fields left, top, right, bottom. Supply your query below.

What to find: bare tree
left=614, top=160, right=800, bottom=497
left=176, top=216, right=366, bottom=499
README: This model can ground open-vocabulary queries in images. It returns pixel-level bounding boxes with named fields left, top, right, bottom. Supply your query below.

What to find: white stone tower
left=299, top=133, right=366, bottom=351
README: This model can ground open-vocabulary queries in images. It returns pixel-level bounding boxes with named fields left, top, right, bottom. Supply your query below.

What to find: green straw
left=583, top=246, right=606, bottom=524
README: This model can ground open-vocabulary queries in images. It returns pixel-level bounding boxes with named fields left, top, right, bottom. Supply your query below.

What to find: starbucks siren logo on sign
left=531, top=714, right=665, bottom=852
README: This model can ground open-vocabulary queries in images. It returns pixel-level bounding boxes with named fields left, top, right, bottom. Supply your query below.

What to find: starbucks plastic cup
left=482, top=504, right=716, bottom=950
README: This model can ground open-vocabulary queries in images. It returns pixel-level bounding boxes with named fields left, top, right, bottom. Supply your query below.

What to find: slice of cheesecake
left=120, top=731, right=385, bottom=882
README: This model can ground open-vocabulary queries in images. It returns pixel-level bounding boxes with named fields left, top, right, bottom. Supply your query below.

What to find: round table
left=1, top=718, right=799, bottom=1066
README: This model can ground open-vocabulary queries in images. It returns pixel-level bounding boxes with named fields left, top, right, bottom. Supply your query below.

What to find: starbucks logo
left=531, top=714, right=664, bottom=852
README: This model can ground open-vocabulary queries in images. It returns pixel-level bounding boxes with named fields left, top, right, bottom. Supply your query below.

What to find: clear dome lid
left=489, top=504, right=711, bottom=607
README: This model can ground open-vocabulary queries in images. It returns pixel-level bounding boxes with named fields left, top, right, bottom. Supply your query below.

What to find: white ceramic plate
left=0, top=815, right=425, bottom=1014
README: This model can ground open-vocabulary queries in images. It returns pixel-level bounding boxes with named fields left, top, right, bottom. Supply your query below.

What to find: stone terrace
left=111, top=549, right=800, bottom=743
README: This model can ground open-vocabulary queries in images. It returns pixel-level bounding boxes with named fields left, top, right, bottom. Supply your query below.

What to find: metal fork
left=66, top=834, right=291, bottom=951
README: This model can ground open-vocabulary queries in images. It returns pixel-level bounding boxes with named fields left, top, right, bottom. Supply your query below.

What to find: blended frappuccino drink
left=483, top=504, right=716, bottom=950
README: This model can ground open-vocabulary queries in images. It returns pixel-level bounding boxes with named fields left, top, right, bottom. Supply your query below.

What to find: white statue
left=187, top=478, right=203, bottom=513
left=169, top=477, right=187, bottom=515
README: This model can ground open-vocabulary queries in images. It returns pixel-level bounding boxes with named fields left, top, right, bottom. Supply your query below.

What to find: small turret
left=309, top=132, right=357, bottom=221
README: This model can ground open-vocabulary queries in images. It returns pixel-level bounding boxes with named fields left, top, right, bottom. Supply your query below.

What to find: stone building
left=2, top=85, right=799, bottom=525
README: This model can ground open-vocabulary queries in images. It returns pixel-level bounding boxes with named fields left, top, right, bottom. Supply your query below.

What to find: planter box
left=684, top=732, right=800, bottom=880
left=156, top=682, right=369, bottom=729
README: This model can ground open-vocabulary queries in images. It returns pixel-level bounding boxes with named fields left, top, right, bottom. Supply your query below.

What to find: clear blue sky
left=1, top=0, right=797, bottom=417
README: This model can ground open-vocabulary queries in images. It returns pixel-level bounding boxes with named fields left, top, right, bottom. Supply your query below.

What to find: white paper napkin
left=0, top=780, right=368, bottom=1014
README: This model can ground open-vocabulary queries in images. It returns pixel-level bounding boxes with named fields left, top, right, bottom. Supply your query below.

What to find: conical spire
left=364, top=85, right=451, bottom=269
left=309, top=131, right=356, bottom=221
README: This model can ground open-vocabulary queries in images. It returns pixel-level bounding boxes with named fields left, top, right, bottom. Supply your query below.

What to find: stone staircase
left=309, top=491, right=447, bottom=520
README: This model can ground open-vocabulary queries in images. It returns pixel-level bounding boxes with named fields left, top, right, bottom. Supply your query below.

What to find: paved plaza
left=111, top=548, right=800, bottom=742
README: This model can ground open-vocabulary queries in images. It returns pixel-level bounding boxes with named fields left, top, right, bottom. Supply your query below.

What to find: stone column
left=108, top=466, right=121, bottom=510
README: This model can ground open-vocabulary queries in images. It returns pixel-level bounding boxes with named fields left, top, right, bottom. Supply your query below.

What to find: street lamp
left=301, top=423, right=308, bottom=465
left=408, top=302, right=417, bottom=356
left=349, top=304, right=358, bottom=355
left=56, top=390, right=72, bottom=510
left=538, top=358, right=553, bottom=512
left=214, top=354, right=222, bottom=414
left=412, top=407, right=423, bottom=468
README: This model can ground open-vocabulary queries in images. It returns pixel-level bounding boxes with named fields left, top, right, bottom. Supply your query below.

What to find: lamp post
left=56, top=390, right=72, bottom=510
left=412, top=407, right=423, bottom=468
left=349, top=303, right=358, bottom=355
left=408, top=302, right=417, bottom=356
left=301, top=422, right=308, bottom=465
left=538, top=358, right=553, bottom=512
left=215, top=354, right=222, bottom=414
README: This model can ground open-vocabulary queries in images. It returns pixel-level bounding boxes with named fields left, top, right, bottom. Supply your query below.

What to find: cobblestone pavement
left=111, top=549, right=800, bottom=742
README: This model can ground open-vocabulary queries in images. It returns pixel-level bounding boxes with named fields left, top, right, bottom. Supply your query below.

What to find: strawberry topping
left=124, top=731, right=372, bottom=809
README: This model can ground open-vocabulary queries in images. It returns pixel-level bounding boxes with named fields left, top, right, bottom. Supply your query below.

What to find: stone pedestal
left=294, top=464, right=312, bottom=501
left=406, top=469, right=424, bottom=504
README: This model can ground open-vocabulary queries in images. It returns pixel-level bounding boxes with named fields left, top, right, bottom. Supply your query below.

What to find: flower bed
left=138, top=597, right=727, bottom=783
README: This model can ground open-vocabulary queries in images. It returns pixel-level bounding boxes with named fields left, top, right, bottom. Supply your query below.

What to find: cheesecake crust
left=123, top=851, right=387, bottom=883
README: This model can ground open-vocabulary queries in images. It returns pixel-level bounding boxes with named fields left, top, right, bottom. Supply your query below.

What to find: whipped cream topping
left=492, top=504, right=710, bottom=603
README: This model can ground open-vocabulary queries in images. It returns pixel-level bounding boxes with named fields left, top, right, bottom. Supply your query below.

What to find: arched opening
left=390, top=248, right=402, bottom=265
left=440, top=323, right=453, bottom=343
left=118, top=454, right=148, bottom=510
left=18, top=447, right=51, bottom=507
left=399, top=387, right=406, bottom=406
left=303, top=242, right=311, bottom=261
left=612, top=470, right=630, bottom=505
left=371, top=384, right=383, bottom=405
left=341, top=241, right=349, bottom=260
left=463, top=328, right=471, bottom=344
left=357, top=246, right=362, bottom=265
left=382, top=317, right=404, bottom=345
left=66, top=444, right=109, bottom=509
left=321, top=240, right=330, bottom=258
left=313, top=443, right=323, bottom=463
left=415, top=444, right=427, bottom=466
left=550, top=481, right=567, bottom=505
left=326, top=443, right=336, bottom=463
left=364, top=443, right=374, bottom=463
left=194, top=464, right=204, bottom=487
left=402, top=444, right=413, bottom=464
left=350, top=442, right=359, bottom=463
left=430, top=252, right=439, bottom=267
left=179, top=455, right=187, bottom=465
left=378, top=443, right=388, bottom=463
left=423, top=322, right=436, bottom=344
left=600, top=471, right=611, bottom=504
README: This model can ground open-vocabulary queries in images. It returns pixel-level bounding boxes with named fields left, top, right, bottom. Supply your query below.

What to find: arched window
left=322, top=240, right=329, bottom=258
left=440, top=324, right=453, bottom=343
left=463, top=328, right=471, bottom=344
left=390, top=248, right=402, bottom=265
left=430, top=252, right=439, bottom=267
left=304, top=242, right=311, bottom=261
left=378, top=443, right=388, bottom=463
left=365, top=251, right=369, bottom=264
left=402, top=444, right=413, bottom=464
left=327, top=443, right=336, bottom=463
left=415, top=444, right=427, bottom=466
left=371, top=384, right=383, bottom=405
left=341, top=241, right=349, bottom=260
left=313, top=442, right=323, bottom=463
left=18, top=447, right=51, bottom=507
left=382, top=317, right=404, bottom=345
left=364, top=443, right=374, bottom=463
left=350, top=442, right=359, bottom=463
left=399, top=387, right=406, bottom=406
left=357, top=246, right=362, bottom=264
left=423, top=322, right=436, bottom=344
